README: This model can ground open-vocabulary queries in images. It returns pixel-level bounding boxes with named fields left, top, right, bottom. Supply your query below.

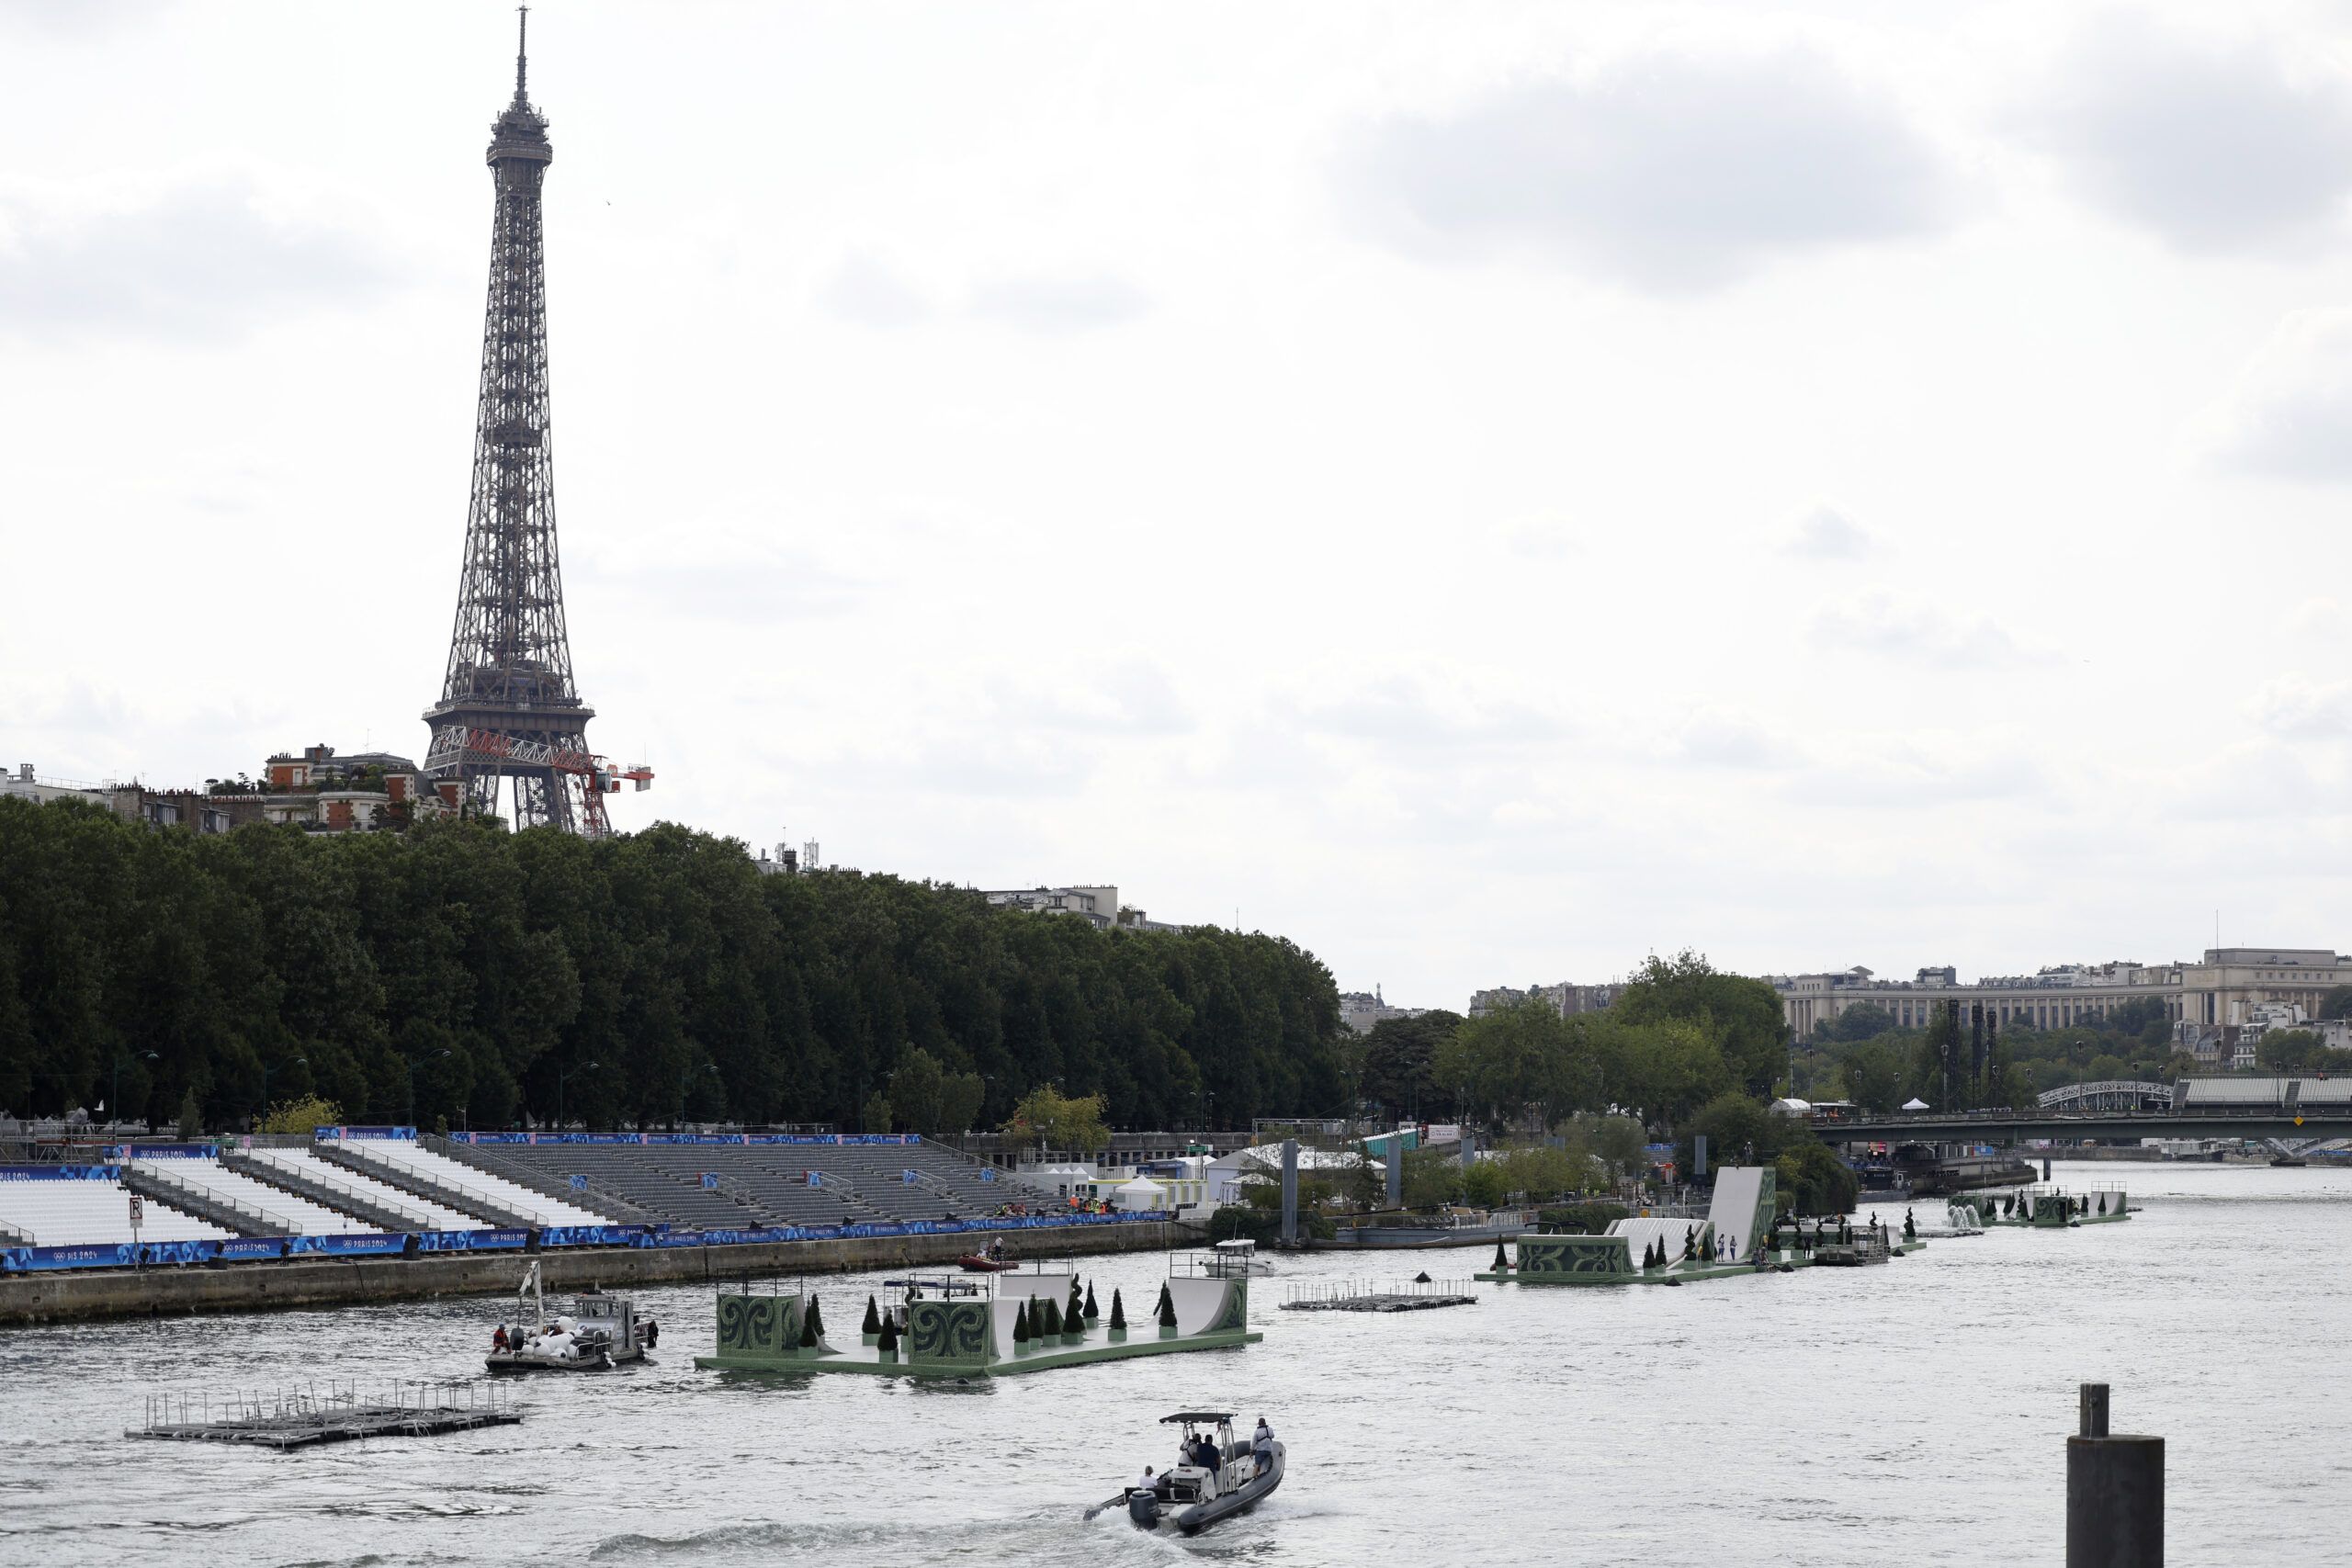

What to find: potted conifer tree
left=862, top=1293, right=881, bottom=1346
left=1012, top=1301, right=1033, bottom=1356
left=1158, top=1284, right=1179, bottom=1339
left=1108, top=1288, right=1128, bottom=1342
left=876, top=1311, right=900, bottom=1363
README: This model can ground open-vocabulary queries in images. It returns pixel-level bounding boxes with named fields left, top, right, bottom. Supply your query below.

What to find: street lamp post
left=260, top=1055, right=309, bottom=1119
left=557, top=1060, right=601, bottom=1131
left=110, top=1052, right=159, bottom=1131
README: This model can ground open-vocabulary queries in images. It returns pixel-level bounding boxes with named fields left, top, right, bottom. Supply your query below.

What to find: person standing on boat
left=1252, top=1418, right=1274, bottom=1476
left=1134, top=1464, right=1157, bottom=1494
left=492, top=1325, right=509, bottom=1352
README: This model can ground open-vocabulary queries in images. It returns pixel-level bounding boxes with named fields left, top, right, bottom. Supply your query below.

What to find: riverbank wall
left=0, top=1219, right=1193, bottom=1328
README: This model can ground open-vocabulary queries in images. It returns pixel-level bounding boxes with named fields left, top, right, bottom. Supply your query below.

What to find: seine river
left=4, top=1160, right=2346, bottom=1566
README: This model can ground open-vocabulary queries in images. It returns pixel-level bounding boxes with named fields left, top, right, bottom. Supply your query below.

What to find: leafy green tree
left=1825, top=1003, right=1894, bottom=1043
left=2257, top=1030, right=2327, bottom=1072
left=1401, top=1146, right=1464, bottom=1209
left=860, top=1089, right=894, bottom=1134
left=1359, top=1010, right=1463, bottom=1119
left=1435, top=1000, right=1592, bottom=1134
left=1838, top=1037, right=1907, bottom=1111
left=2321, top=987, right=2352, bottom=1022
left=1001, top=1085, right=1111, bottom=1153
left=1616, top=950, right=1789, bottom=1099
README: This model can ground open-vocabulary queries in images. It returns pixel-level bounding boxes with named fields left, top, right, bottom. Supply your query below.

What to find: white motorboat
left=1201, top=1238, right=1276, bottom=1277
left=485, top=1262, right=657, bottom=1373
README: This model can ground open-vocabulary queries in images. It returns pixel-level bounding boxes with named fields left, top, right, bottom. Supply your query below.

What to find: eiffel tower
left=423, top=9, right=611, bottom=833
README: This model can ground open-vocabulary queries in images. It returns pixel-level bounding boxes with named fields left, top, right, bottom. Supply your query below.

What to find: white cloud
left=1809, top=591, right=2047, bottom=671
left=2197, top=308, right=2352, bottom=483
left=968, top=273, right=1148, bottom=334
left=0, top=181, right=393, bottom=341
left=1339, top=43, right=1951, bottom=293
left=1668, top=711, right=1801, bottom=770
left=1778, top=505, right=1874, bottom=560
left=817, top=252, right=933, bottom=328
left=989, top=661, right=1193, bottom=736
left=2247, top=675, right=2352, bottom=740
left=2028, top=16, right=2352, bottom=255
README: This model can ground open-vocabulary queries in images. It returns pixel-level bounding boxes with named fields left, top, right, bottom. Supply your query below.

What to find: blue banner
left=447, top=1131, right=918, bottom=1147
left=313, top=1125, right=417, bottom=1142
left=537, top=1224, right=650, bottom=1248
left=413, top=1228, right=530, bottom=1253
left=313, top=1233, right=408, bottom=1257
left=0, top=1164, right=120, bottom=1181
left=219, top=1238, right=289, bottom=1262
left=127, top=1144, right=217, bottom=1159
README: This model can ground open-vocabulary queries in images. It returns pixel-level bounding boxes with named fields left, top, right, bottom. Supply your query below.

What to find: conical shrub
left=862, top=1294, right=881, bottom=1335
left=1040, top=1298, right=1062, bottom=1337
left=877, top=1312, right=899, bottom=1353
left=1159, top=1290, right=1178, bottom=1329
left=1084, top=1282, right=1100, bottom=1319
left=1013, top=1302, right=1031, bottom=1343
left=1109, top=1289, right=1126, bottom=1329
left=797, top=1303, right=818, bottom=1348
left=1493, top=1241, right=1509, bottom=1270
left=807, top=1296, right=825, bottom=1339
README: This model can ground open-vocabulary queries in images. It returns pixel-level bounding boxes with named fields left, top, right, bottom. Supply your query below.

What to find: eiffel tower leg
left=463, top=771, right=502, bottom=821
left=512, top=773, right=555, bottom=831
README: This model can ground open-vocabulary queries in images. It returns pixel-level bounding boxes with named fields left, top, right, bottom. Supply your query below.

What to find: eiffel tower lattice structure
left=423, top=10, right=648, bottom=834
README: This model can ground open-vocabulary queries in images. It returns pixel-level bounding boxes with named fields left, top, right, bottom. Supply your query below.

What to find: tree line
left=1342, top=952, right=1858, bottom=1214
left=0, top=798, right=1345, bottom=1134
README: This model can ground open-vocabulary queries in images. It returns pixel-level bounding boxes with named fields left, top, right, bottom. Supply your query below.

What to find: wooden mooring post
left=2066, top=1382, right=2162, bottom=1567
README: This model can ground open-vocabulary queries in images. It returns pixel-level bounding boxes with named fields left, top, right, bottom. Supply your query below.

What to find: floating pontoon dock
left=127, top=1379, right=521, bottom=1449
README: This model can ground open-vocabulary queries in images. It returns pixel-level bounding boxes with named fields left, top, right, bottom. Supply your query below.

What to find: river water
left=3, top=1160, right=2346, bottom=1567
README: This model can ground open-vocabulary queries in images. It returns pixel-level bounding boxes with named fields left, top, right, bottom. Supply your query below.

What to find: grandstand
left=331, top=1139, right=613, bottom=1227
left=0, top=1171, right=232, bottom=1247
left=239, top=1147, right=478, bottom=1230
left=448, top=1136, right=1050, bottom=1231
left=129, top=1155, right=371, bottom=1235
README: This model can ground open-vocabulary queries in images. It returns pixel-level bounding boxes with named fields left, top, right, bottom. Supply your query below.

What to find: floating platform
left=1473, top=1168, right=1932, bottom=1286
left=127, top=1382, right=520, bottom=1450
left=1976, top=1184, right=2132, bottom=1228
left=1279, top=1277, right=1477, bottom=1312
left=694, top=1264, right=1260, bottom=1379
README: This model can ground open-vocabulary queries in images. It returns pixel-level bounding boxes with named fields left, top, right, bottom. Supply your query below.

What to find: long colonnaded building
left=1774, top=948, right=2352, bottom=1044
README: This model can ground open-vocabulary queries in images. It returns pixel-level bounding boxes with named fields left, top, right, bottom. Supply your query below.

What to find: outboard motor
left=1127, top=1489, right=1160, bottom=1528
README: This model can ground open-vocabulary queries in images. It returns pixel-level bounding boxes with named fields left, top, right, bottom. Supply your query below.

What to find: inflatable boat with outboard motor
left=485, top=1262, right=657, bottom=1373
left=1123, top=1412, right=1283, bottom=1534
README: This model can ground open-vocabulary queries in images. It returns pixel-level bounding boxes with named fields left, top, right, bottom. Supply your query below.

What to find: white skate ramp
left=1703, top=1168, right=1768, bottom=1257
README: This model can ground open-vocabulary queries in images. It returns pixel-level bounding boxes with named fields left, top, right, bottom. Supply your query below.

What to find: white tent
left=1111, top=1178, right=1164, bottom=1213
left=1901, top=1097, right=1930, bottom=1111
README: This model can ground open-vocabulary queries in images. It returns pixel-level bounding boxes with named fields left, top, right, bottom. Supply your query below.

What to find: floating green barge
left=1475, top=1168, right=1925, bottom=1286
left=694, top=1260, right=1260, bottom=1378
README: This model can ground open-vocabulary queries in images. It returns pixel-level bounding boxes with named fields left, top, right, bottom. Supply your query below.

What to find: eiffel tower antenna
left=422, top=14, right=647, bottom=832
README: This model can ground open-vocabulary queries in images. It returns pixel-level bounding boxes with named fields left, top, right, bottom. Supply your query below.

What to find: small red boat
left=956, top=1254, right=1016, bottom=1272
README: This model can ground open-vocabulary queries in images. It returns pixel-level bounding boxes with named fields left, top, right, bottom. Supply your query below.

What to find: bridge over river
left=1811, top=1106, right=2352, bottom=1145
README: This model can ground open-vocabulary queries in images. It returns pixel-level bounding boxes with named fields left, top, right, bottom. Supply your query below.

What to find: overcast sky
left=6, top=1, right=2352, bottom=1006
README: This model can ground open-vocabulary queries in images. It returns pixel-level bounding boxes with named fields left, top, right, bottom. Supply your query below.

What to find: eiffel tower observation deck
left=423, top=10, right=621, bottom=834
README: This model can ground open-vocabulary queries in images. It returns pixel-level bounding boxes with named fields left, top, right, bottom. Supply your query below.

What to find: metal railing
left=125, top=1163, right=300, bottom=1237
left=425, top=1135, right=659, bottom=1225
left=322, top=1143, right=536, bottom=1227
left=228, top=1150, right=436, bottom=1232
